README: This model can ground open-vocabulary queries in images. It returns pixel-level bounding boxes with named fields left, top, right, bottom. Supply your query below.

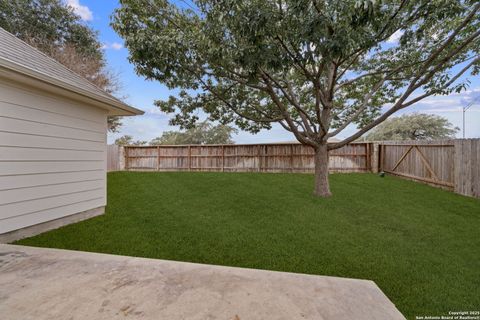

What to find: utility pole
left=462, top=95, right=480, bottom=139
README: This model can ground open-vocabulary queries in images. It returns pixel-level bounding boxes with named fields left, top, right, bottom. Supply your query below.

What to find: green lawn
left=16, top=172, right=480, bottom=319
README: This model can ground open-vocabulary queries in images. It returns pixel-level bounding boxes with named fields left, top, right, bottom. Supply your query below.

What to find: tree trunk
left=314, top=143, right=332, bottom=197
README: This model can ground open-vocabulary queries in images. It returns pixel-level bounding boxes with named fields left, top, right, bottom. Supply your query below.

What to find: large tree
left=0, top=0, right=122, bottom=132
left=150, top=121, right=237, bottom=145
left=112, top=0, right=480, bottom=196
left=366, top=113, right=459, bottom=141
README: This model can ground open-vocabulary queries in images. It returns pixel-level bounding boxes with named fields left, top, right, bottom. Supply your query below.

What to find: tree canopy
left=0, top=0, right=100, bottom=58
left=150, top=121, right=237, bottom=145
left=112, top=0, right=480, bottom=196
left=0, top=0, right=122, bottom=132
left=366, top=113, right=459, bottom=141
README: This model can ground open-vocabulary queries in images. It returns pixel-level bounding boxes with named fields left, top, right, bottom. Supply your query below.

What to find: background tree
left=114, top=135, right=147, bottom=146
left=366, top=113, right=459, bottom=141
left=0, top=0, right=122, bottom=132
left=149, top=121, right=237, bottom=145
left=112, top=0, right=480, bottom=196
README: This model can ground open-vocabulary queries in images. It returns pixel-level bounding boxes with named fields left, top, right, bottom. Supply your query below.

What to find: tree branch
left=411, top=2, right=480, bottom=84
left=261, top=69, right=318, bottom=136
left=401, top=56, right=480, bottom=109
left=413, top=29, right=480, bottom=90
left=329, top=54, right=480, bottom=150
left=327, top=75, right=388, bottom=138
left=261, top=73, right=318, bottom=147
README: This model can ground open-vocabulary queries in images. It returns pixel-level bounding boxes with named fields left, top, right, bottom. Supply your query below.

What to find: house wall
left=0, top=78, right=107, bottom=238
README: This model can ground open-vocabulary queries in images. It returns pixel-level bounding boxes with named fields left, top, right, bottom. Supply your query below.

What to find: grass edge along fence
left=108, top=139, right=479, bottom=198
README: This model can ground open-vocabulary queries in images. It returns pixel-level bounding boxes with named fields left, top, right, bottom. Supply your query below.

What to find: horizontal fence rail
left=123, top=143, right=371, bottom=173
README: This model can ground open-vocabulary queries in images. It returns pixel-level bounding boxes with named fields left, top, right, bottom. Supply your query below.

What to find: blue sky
left=69, top=0, right=480, bottom=143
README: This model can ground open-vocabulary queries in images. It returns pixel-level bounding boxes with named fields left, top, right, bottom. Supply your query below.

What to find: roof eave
left=0, top=58, right=144, bottom=116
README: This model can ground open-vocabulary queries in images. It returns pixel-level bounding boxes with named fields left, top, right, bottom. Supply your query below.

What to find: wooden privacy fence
left=122, top=143, right=371, bottom=173
left=107, top=139, right=479, bottom=198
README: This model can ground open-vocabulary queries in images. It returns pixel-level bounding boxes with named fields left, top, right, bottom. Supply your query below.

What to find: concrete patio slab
left=0, top=244, right=405, bottom=320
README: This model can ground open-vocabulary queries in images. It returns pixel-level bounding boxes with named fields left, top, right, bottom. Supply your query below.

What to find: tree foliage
left=0, top=0, right=123, bottom=132
left=112, top=0, right=480, bottom=195
left=0, top=0, right=100, bottom=57
left=149, top=121, right=237, bottom=145
left=366, top=113, right=459, bottom=141
left=112, top=0, right=479, bottom=146
left=114, top=135, right=147, bottom=146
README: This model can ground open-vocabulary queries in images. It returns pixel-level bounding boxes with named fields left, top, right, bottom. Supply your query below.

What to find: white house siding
left=0, top=78, right=107, bottom=234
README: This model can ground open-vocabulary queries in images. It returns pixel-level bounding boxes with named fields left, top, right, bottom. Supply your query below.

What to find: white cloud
left=387, top=30, right=403, bottom=44
left=108, top=114, right=174, bottom=144
left=424, top=107, right=463, bottom=113
left=101, top=42, right=123, bottom=50
left=65, top=0, right=92, bottom=21
left=415, top=98, right=459, bottom=107
left=145, top=107, right=165, bottom=116
left=111, top=42, right=123, bottom=50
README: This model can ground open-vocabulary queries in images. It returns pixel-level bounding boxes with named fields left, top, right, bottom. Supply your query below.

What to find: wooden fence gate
left=380, top=141, right=455, bottom=189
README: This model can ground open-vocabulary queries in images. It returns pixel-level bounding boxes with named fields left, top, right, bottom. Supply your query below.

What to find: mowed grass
left=16, top=172, right=480, bottom=319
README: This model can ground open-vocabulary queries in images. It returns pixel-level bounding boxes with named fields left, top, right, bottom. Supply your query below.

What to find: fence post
left=290, top=144, right=294, bottom=172
left=257, top=145, right=261, bottom=172
left=378, top=143, right=384, bottom=172
left=382, top=144, right=387, bottom=172
left=188, top=145, right=192, bottom=171
left=371, top=143, right=379, bottom=173
left=454, top=139, right=460, bottom=195
left=118, top=146, right=125, bottom=171
left=124, top=146, right=129, bottom=171
left=454, top=139, right=467, bottom=197
left=263, top=145, right=267, bottom=172
left=365, top=143, right=371, bottom=172
left=157, top=146, right=160, bottom=171
left=221, top=145, right=225, bottom=172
